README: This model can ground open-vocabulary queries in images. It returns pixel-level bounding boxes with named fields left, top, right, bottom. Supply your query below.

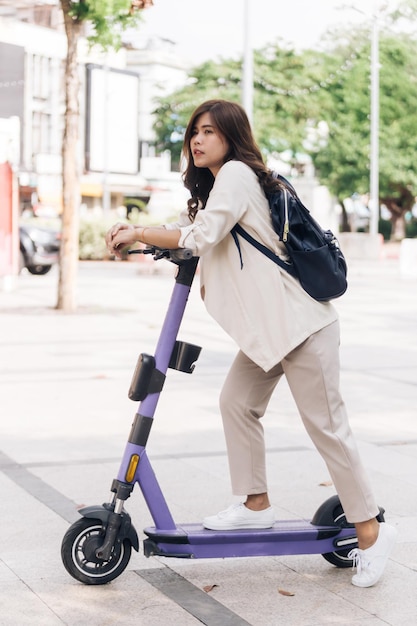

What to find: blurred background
left=1, top=0, right=417, bottom=306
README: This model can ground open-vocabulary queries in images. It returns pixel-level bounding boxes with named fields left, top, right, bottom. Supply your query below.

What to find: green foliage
left=405, top=219, right=417, bottom=238
left=78, top=209, right=160, bottom=260
left=153, top=16, right=417, bottom=227
left=253, top=46, right=327, bottom=158
left=311, top=32, right=417, bottom=222
left=153, top=58, right=243, bottom=164
left=79, top=214, right=113, bottom=260
left=153, top=49, right=329, bottom=166
left=124, top=197, right=146, bottom=210
left=378, top=219, right=392, bottom=241
left=67, top=0, right=143, bottom=49
left=309, top=40, right=373, bottom=197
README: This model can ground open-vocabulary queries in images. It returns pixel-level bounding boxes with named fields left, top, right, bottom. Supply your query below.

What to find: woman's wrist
left=135, top=226, right=148, bottom=243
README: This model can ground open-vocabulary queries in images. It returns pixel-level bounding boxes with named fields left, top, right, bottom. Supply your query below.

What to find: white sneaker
left=203, top=502, right=275, bottom=530
left=348, top=522, right=398, bottom=588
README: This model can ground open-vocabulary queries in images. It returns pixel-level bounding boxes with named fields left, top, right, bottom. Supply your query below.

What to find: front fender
left=79, top=504, right=139, bottom=552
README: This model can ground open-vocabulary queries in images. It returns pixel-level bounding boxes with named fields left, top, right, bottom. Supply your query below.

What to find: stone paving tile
left=0, top=255, right=416, bottom=625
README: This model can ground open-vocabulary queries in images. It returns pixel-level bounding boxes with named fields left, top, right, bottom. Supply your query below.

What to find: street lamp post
left=349, top=3, right=380, bottom=236
left=242, top=0, right=253, bottom=124
left=369, top=13, right=380, bottom=236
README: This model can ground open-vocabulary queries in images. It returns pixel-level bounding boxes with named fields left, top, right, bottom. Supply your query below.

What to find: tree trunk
left=57, top=1, right=82, bottom=312
left=339, top=198, right=351, bottom=232
left=391, top=214, right=406, bottom=241
left=382, top=190, right=413, bottom=242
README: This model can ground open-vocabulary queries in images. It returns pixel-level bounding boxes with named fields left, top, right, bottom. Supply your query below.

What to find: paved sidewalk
left=0, top=249, right=417, bottom=626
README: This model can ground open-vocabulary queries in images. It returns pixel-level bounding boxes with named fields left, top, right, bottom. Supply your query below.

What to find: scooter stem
left=116, top=255, right=200, bottom=529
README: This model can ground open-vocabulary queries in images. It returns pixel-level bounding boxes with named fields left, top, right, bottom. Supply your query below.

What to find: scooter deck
left=143, top=520, right=357, bottom=559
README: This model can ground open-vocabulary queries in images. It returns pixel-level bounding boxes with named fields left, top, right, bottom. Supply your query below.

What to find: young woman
left=106, top=99, right=396, bottom=587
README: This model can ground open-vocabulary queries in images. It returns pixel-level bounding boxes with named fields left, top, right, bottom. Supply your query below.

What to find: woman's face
left=190, top=112, right=229, bottom=177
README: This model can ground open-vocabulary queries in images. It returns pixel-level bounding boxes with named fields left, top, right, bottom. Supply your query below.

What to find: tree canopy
left=153, top=13, right=417, bottom=235
left=311, top=32, right=417, bottom=213
left=66, top=0, right=148, bottom=48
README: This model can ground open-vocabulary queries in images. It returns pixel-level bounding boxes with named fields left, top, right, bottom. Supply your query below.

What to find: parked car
left=19, top=224, right=61, bottom=275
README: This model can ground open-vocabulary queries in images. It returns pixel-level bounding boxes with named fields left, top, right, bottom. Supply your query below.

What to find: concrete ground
left=0, top=245, right=416, bottom=626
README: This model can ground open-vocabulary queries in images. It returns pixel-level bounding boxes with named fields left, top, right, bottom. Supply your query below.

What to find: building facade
left=0, top=0, right=188, bottom=215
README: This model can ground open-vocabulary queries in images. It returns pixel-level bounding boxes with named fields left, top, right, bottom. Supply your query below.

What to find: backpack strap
left=230, top=228, right=244, bottom=269
left=230, top=223, right=297, bottom=278
left=272, top=172, right=297, bottom=196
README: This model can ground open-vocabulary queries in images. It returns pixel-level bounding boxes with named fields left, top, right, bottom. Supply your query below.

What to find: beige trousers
left=219, top=320, right=379, bottom=523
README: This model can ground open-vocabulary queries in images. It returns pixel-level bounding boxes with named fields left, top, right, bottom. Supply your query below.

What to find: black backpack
left=231, top=174, right=348, bottom=301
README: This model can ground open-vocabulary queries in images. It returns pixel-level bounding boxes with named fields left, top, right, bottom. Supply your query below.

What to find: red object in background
left=0, top=162, right=18, bottom=277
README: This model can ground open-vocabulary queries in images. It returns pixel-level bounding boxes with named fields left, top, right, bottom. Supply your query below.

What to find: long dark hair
left=182, top=99, right=283, bottom=221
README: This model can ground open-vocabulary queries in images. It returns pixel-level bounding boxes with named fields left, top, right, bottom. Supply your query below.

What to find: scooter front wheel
left=61, top=517, right=132, bottom=585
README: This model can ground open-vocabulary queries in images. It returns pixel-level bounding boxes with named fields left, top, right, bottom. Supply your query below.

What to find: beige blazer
left=166, top=161, right=338, bottom=371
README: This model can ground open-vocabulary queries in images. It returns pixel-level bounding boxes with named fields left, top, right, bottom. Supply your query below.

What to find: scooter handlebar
left=127, top=246, right=195, bottom=263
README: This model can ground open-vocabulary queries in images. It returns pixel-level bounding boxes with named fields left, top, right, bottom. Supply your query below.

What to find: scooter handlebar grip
left=170, top=248, right=194, bottom=262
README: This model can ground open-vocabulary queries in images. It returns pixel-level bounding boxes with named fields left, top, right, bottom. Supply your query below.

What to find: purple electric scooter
left=61, top=247, right=384, bottom=585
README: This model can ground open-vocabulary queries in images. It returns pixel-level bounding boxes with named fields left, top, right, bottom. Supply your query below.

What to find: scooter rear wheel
left=320, top=501, right=356, bottom=568
left=61, top=517, right=132, bottom=585
left=313, top=495, right=358, bottom=568
left=314, top=495, right=386, bottom=568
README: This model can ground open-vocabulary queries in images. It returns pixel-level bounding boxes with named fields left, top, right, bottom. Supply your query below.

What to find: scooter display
left=61, top=246, right=384, bottom=585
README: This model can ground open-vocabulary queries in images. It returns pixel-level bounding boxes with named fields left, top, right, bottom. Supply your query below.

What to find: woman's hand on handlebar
left=106, top=222, right=182, bottom=257
left=106, top=222, right=138, bottom=258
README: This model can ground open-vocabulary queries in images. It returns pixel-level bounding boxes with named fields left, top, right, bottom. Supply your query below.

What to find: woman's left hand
left=106, top=222, right=138, bottom=258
